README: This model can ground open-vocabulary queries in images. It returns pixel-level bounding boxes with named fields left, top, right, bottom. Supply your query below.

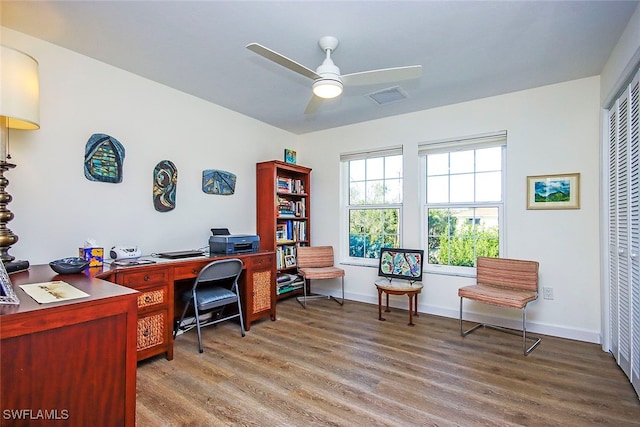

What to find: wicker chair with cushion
left=458, top=256, right=541, bottom=355
left=296, top=245, right=345, bottom=308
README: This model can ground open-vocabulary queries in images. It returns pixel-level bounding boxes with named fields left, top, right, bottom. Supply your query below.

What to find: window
left=419, top=132, right=506, bottom=273
left=341, top=147, right=402, bottom=262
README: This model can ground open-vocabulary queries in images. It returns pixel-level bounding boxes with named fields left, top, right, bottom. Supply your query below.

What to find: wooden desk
left=375, top=278, right=424, bottom=326
left=1, top=265, right=138, bottom=427
left=97, top=251, right=276, bottom=361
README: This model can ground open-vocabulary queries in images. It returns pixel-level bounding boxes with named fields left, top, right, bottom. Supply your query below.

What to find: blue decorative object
left=49, top=257, right=90, bottom=274
left=202, top=169, right=236, bottom=195
left=153, top=160, right=177, bottom=212
left=84, top=133, right=125, bottom=183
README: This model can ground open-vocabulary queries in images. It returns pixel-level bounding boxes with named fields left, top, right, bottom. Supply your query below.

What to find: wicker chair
left=458, top=256, right=541, bottom=355
left=296, top=246, right=345, bottom=308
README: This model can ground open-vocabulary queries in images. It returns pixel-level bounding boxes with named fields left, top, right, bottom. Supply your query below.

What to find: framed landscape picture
left=527, top=173, right=580, bottom=210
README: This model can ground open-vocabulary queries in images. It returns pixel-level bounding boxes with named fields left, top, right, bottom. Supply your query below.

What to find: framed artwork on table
left=527, top=173, right=580, bottom=210
left=377, top=248, right=424, bottom=283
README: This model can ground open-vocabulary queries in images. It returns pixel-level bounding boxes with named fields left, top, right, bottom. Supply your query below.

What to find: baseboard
left=343, top=291, right=601, bottom=345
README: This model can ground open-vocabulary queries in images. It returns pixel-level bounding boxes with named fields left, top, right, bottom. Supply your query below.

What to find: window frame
left=341, top=146, right=403, bottom=266
left=419, top=132, right=506, bottom=276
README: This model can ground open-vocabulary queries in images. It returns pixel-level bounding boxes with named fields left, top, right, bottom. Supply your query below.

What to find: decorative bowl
left=49, top=257, right=90, bottom=274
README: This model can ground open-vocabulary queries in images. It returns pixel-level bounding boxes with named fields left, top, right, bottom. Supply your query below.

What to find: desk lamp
left=0, top=46, right=40, bottom=271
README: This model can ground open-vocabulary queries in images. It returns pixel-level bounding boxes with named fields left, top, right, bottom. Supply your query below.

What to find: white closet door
left=608, top=67, right=640, bottom=396
left=629, top=72, right=640, bottom=393
left=616, top=84, right=631, bottom=378
left=609, top=97, right=620, bottom=362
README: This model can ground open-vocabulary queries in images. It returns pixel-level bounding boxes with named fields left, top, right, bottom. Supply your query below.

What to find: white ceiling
left=1, top=1, right=637, bottom=135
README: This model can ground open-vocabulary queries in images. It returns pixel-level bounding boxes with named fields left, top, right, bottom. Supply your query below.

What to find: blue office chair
left=173, top=258, right=245, bottom=353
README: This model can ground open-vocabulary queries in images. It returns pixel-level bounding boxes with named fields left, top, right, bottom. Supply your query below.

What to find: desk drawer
left=136, top=284, right=169, bottom=312
left=118, top=269, right=168, bottom=288
left=173, top=264, right=205, bottom=280
left=137, top=310, right=167, bottom=352
left=251, top=254, right=272, bottom=268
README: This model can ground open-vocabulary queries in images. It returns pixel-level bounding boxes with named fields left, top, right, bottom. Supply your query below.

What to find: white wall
left=1, top=28, right=298, bottom=264
left=1, top=26, right=608, bottom=344
left=600, top=3, right=640, bottom=107
left=301, top=77, right=601, bottom=343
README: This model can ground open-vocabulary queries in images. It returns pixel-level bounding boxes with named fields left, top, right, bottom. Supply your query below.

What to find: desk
left=97, top=251, right=276, bottom=361
left=375, top=278, right=424, bottom=326
left=1, top=265, right=138, bottom=427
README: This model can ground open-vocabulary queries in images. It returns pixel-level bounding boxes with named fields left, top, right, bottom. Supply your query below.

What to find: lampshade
left=1, top=45, right=40, bottom=131
left=312, top=78, right=343, bottom=99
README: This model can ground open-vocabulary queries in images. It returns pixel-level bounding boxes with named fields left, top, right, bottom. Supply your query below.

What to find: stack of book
left=277, top=176, right=305, bottom=194
left=276, top=273, right=304, bottom=295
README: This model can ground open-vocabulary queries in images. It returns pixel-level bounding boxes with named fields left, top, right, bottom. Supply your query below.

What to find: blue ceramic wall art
left=202, top=169, right=236, bottom=195
left=153, top=160, right=177, bottom=212
left=84, top=133, right=125, bottom=183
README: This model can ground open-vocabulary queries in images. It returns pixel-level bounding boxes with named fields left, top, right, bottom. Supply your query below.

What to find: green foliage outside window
left=349, top=208, right=399, bottom=259
left=427, top=208, right=498, bottom=266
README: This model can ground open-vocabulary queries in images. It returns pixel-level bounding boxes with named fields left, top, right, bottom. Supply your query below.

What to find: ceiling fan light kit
left=312, top=79, right=343, bottom=99
left=246, top=35, right=422, bottom=112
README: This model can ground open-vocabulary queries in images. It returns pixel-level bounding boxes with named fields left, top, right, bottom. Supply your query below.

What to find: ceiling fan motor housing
left=316, top=58, right=341, bottom=82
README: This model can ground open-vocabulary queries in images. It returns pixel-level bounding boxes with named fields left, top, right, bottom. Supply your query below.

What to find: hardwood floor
left=136, top=298, right=640, bottom=426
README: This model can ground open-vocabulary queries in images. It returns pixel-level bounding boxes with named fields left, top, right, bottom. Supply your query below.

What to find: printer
left=209, top=229, right=260, bottom=254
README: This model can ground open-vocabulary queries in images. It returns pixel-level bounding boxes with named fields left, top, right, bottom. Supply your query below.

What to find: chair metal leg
left=459, top=297, right=541, bottom=356
left=236, top=292, right=246, bottom=337
left=194, top=302, right=204, bottom=353
left=460, top=297, right=483, bottom=336
left=329, top=276, right=345, bottom=306
left=522, top=307, right=542, bottom=355
left=174, top=300, right=189, bottom=338
left=297, top=277, right=344, bottom=307
left=296, top=278, right=308, bottom=308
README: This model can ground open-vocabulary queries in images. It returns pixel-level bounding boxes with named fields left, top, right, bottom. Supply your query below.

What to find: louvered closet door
left=608, top=67, right=640, bottom=396
left=617, top=83, right=631, bottom=379
left=609, top=97, right=620, bottom=364
left=630, top=72, right=640, bottom=394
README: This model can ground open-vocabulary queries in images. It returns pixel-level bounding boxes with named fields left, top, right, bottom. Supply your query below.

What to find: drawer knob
left=143, top=329, right=150, bottom=337
left=145, top=295, right=152, bottom=303
left=144, top=275, right=150, bottom=281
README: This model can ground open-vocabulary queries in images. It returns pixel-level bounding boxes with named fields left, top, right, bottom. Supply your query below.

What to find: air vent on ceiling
left=367, top=86, right=408, bottom=105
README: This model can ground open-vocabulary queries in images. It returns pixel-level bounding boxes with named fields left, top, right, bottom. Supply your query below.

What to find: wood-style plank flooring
left=136, top=298, right=640, bottom=426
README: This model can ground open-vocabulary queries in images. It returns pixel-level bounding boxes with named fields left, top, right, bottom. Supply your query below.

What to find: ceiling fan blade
left=304, top=95, right=324, bottom=114
left=246, top=43, right=320, bottom=80
left=341, top=65, right=422, bottom=86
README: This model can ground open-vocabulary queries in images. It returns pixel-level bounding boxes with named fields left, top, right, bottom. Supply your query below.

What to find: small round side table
left=375, top=278, right=423, bottom=326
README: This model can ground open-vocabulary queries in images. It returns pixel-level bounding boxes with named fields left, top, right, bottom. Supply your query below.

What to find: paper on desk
left=20, top=281, right=90, bottom=304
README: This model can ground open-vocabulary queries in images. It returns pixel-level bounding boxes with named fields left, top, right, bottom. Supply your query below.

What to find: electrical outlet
left=543, top=286, right=554, bottom=300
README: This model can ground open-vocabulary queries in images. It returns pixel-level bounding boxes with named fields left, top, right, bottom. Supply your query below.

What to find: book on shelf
left=277, top=197, right=306, bottom=217
left=276, top=273, right=304, bottom=295
left=277, top=176, right=305, bottom=194
left=276, top=245, right=297, bottom=269
left=276, top=220, right=307, bottom=243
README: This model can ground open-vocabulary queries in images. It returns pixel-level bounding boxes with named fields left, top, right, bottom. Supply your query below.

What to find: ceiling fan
left=246, top=36, right=422, bottom=114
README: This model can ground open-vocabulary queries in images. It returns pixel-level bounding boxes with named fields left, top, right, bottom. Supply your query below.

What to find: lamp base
left=4, top=259, right=29, bottom=273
